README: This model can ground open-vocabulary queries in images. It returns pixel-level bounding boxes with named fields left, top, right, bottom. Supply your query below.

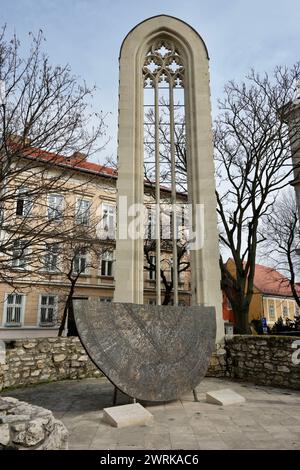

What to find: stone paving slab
left=1, top=377, right=300, bottom=450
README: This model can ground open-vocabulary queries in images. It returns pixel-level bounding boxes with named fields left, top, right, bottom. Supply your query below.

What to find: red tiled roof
left=13, top=143, right=186, bottom=195
left=12, top=143, right=117, bottom=178
left=226, top=258, right=300, bottom=298
left=254, top=263, right=300, bottom=297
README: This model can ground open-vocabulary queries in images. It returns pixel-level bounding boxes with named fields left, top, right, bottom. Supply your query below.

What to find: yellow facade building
left=223, top=259, right=300, bottom=325
left=0, top=147, right=191, bottom=339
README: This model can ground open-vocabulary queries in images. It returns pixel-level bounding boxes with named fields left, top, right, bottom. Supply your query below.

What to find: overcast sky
left=1, top=0, right=299, bottom=162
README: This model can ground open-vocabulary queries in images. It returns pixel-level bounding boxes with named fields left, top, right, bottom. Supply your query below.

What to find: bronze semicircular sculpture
left=73, top=299, right=216, bottom=402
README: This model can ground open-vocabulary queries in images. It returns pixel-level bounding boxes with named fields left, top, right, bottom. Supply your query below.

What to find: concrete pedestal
left=103, top=403, right=153, bottom=428
left=206, top=389, right=246, bottom=406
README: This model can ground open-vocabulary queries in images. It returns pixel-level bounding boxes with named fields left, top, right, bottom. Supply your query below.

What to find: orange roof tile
left=254, top=263, right=300, bottom=297
left=12, top=143, right=185, bottom=195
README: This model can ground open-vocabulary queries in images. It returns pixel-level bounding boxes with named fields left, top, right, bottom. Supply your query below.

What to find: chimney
left=7, top=134, right=32, bottom=147
left=69, top=151, right=87, bottom=164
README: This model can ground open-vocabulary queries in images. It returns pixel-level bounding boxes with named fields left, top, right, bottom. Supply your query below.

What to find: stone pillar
left=286, top=100, right=300, bottom=221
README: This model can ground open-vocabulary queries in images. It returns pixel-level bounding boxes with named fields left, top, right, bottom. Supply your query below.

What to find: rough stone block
left=0, top=341, right=6, bottom=365
left=0, top=396, right=68, bottom=450
left=78, top=355, right=88, bottom=362
left=206, top=388, right=246, bottom=406
left=103, top=403, right=153, bottom=428
left=23, top=342, right=36, bottom=349
left=278, top=366, right=290, bottom=373
left=53, top=354, right=66, bottom=363
left=1, top=414, right=31, bottom=423
left=0, top=424, right=10, bottom=446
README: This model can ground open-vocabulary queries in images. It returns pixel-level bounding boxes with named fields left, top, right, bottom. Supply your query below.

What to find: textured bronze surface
left=73, top=299, right=216, bottom=402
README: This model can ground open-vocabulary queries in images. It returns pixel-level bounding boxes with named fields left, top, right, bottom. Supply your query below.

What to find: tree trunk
left=58, top=302, right=68, bottom=337
left=58, top=282, right=75, bottom=336
left=162, top=289, right=172, bottom=305
left=234, top=305, right=251, bottom=334
left=67, top=300, right=78, bottom=336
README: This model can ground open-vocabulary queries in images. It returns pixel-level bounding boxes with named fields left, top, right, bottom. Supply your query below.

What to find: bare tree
left=215, top=64, right=300, bottom=333
left=29, top=189, right=115, bottom=336
left=144, top=238, right=190, bottom=305
left=142, top=96, right=190, bottom=304
left=143, top=98, right=186, bottom=192
left=144, top=64, right=300, bottom=332
left=0, top=26, right=108, bottom=286
left=57, top=237, right=111, bottom=337
left=261, top=189, right=300, bottom=307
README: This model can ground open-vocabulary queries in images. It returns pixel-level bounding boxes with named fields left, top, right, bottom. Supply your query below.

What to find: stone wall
left=225, top=335, right=300, bottom=390
left=206, top=351, right=229, bottom=378
left=0, top=335, right=299, bottom=392
left=0, top=396, right=68, bottom=449
left=0, top=337, right=101, bottom=391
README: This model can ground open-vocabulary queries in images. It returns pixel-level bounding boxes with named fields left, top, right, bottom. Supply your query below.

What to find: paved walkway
left=1, top=377, right=300, bottom=450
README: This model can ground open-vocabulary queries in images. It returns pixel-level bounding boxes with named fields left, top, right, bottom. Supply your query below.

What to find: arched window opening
left=143, top=39, right=187, bottom=305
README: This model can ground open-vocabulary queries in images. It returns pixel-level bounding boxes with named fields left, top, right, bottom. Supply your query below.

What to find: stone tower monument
left=74, top=16, right=222, bottom=401
left=114, top=15, right=223, bottom=342
left=285, top=81, right=300, bottom=220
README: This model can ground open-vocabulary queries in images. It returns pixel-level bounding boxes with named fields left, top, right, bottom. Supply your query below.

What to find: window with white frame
left=100, top=251, right=114, bottom=277
left=296, top=305, right=300, bottom=317
left=39, top=295, right=57, bottom=325
left=168, top=212, right=185, bottom=240
left=268, top=304, right=275, bottom=320
left=4, top=294, right=24, bottom=326
left=73, top=248, right=88, bottom=274
left=146, top=205, right=165, bottom=239
left=148, top=255, right=156, bottom=280
left=16, top=187, right=32, bottom=217
left=48, top=194, right=64, bottom=221
left=75, top=198, right=90, bottom=225
left=12, top=240, right=28, bottom=269
left=44, top=243, right=59, bottom=272
left=282, top=305, right=288, bottom=318
left=146, top=207, right=153, bottom=240
left=102, top=204, right=116, bottom=238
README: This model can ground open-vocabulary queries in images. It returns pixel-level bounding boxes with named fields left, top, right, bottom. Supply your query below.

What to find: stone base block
left=103, top=403, right=153, bottom=428
left=206, top=388, right=245, bottom=406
